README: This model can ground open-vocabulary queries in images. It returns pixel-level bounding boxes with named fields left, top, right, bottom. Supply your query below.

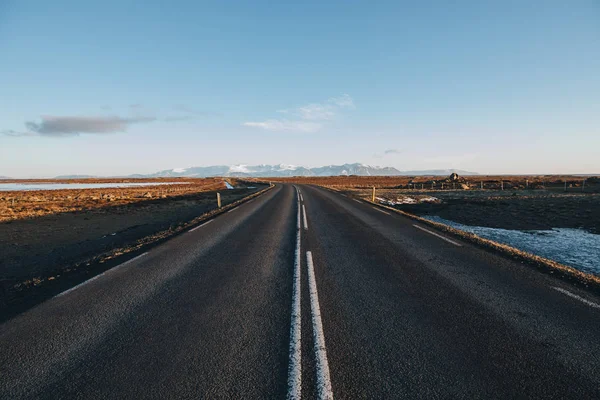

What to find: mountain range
left=124, top=163, right=478, bottom=178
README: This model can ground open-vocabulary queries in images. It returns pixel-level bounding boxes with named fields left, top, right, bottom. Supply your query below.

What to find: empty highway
left=1, top=184, right=599, bottom=399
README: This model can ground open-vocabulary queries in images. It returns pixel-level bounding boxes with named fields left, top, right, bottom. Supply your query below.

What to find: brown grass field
left=0, top=178, right=234, bottom=222
left=268, top=174, right=599, bottom=191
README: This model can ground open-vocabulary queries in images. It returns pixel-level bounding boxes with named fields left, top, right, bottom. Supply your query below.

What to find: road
left=1, top=184, right=600, bottom=399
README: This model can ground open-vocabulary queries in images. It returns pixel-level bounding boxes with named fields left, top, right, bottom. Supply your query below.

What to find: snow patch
left=229, top=164, right=250, bottom=173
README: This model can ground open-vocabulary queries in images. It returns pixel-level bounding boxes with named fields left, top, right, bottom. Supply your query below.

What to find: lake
left=0, top=182, right=189, bottom=191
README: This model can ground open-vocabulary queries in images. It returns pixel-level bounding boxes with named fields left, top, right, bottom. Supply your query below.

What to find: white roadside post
left=372, top=187, right=375, bottom=202
left=217, top=192, right=221, bottom=208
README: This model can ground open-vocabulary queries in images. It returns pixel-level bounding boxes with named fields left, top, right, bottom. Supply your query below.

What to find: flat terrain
left=270, top=174, right=600, bottom=192
left=1, top=184, right=600, bottom=398
left=347, top=188, right=600, bottom=234
left=0, top=181, right=265, bottom=310
left=0, top=177, right=227, bottom=222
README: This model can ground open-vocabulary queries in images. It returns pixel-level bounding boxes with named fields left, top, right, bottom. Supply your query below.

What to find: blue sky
left=1, top=1, right=599, bottom=177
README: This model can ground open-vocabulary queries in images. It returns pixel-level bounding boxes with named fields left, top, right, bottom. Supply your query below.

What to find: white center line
left=188, top=219, right=213, bottom=232
left=373, top=207, right=391, bottom=215
left=300, top=193, right=304, bottom=202
left=353, top=198, right=362, bottom=204
left=56, top=252, right=149, bottom=298
left=306, top=251, right=333, bottom=400
left=341, top=194, right=347, bottom=197
left=413, top=224, right=462, bottom=247
left=227, top=208, right=235, bottom=213
left=553, top=287, right=600, bottom=310
left=287, top=187, right=302, bottom=400
left=302, top=204, right=309, bottom=230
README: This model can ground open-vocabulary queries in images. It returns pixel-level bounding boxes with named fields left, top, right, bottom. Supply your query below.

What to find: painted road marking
left=306, top=251, right=333, bottom=400
left=287, top=187, right=302, bottom=400
left=302, top=205, right=309, bottom=231
left=56, top=252, right=149, bottom=298
left=553, top=287, right=600, bottom=310
left=300, top=193, right=304, bottom=202
left=341, top=194, right=347, bottom=197
left=373, top=207, right=391, bottom=216
left=227, top=208, right=235, bottom=213
left=188, top=219, right=213, bottom=232
left=412, top=224, right=462, bottom=247
left=353, top=198, right=362, bottom=204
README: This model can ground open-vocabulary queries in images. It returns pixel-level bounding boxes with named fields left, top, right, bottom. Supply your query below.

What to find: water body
left=422, top=215, right=600, bottom=276
left=0, top=182, right=189, bottom=191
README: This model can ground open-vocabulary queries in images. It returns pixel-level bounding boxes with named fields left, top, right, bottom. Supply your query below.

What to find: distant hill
left=134, top=163, right=479, bottom=178
left=0, top=176, right=11, bottom=179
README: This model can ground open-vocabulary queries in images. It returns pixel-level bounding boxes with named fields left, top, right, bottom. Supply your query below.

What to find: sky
left=1, top=0, right=599, bottom=178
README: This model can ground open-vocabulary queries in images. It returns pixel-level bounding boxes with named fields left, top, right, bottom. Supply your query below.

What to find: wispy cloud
left=244, top=94, right=354, bottom=133
left=373, top=148, right=402, bottom=158
left=242, top=120, right=322, bottom=133
left=4, top=115, right=155, bottom=137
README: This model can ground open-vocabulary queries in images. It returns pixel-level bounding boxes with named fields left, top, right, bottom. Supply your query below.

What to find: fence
left=400, top=178, right=592, bottom=192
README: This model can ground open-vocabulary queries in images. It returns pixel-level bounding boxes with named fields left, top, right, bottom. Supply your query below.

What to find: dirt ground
left=345, top=188, right=600, bottom=234
left=0, top=185, right=264, bottom=287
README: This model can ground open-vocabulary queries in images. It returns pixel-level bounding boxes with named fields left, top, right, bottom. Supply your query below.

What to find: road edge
left=1, top=184, right=275, bottom=317
left=322, top=185, right=600, bottom=292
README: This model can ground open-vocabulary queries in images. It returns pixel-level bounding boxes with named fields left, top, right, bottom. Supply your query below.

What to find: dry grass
left=269, top=175, right=599, bottom=192
left=0, top=178, right=234, bottom=222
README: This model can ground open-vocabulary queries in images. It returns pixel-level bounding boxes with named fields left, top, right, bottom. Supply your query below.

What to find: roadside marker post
left=583, top=179, right=586, bottom=192
left=217, top=192, right=222, bottom=208
left=372, top=187, right=376, bottom=202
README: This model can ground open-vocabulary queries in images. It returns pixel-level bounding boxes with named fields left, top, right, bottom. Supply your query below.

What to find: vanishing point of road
left=1, top=184, right=600, bottom=399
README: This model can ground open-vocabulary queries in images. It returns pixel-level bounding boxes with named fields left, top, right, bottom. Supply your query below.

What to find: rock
left=460, top=183, right=469, bottom=190
left=142, top=192, right=153, bottom=198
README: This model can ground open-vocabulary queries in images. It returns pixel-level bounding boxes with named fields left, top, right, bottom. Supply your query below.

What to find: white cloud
left=243, top=119, right=322, bottom=133
left=243, top=94, right=354, bottom=132
left=328, top=94, right=355, bottom=109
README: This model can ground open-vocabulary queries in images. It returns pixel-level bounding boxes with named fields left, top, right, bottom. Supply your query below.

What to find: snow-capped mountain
left=136, top=163, right=478, bottom=178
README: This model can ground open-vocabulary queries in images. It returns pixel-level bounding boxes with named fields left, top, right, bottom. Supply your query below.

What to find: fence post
left=501, top=181, right=503, bottom=190
left=582, top=179, right=586, bottom=192
left=526, top=179, right=528, bottom=189
left=453, top=182, right=456, bottom=190
left=217, top=192, right=221, bottom=208
left=480, top=181, right=483, bottom=190
left=372, top=186, right=375, bottom=202
left=564, top=179, right=567, bottom=192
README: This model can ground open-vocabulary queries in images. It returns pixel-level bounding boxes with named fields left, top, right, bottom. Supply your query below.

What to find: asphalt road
left=1, top=184, right=600, bottom=399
